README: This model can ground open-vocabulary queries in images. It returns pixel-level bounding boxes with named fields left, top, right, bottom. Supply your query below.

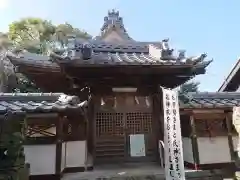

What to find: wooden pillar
left=87, top=95, right=94, bottom=155
left=190, top=115, right=200, bottom=170
left=55, top=115, right=64, bottom=177
left=225, top=112, right=235, bottom=161
left=152, top=93, right=162, bottom=163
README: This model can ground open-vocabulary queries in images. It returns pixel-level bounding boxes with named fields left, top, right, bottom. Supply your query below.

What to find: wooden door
left=125, top=112, right=156, bottom=162
left=95, top=112, right=126, bottom=164
left=94, top=111, right=156, bottom=164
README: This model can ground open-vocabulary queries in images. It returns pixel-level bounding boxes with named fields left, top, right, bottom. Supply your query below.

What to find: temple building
left=2, top=10, right=236, bottom=180
left=218, top=58, right=240, bottom=92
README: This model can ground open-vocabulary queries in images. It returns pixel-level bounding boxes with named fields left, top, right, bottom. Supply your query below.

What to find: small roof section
left=218, top=58, right=240, bottom=92
left=0, top=93, right=87, bottom=114
left=181, top=92, right=240, bottom=109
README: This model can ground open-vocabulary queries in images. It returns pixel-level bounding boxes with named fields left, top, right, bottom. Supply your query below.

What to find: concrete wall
left=182, top=137, right=194, bottom=164
left=182, top=136, right=235, bottom=165
left=61, top=142, right=66, bottom=171
left=24, top=144, right=56, bottom=175
left=24, top=140, right=87, bottom=176
left=197, top=137, right=231, bottom=164
left=65, top=141, right=87, bottom=168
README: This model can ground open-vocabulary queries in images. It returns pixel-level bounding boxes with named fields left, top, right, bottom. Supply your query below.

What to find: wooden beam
left=190, top=115, right=200, bottom=170
left=55, top=115, right=64, bottom=176
left=226, top=112, right=235, bottom=161
left=182, top=107, right=234, bottom=111
left=26, top=113, right=58, bottom=119
left=192, top=109, right=225, bottom=114
left=151, top=93, right=163, bottom=162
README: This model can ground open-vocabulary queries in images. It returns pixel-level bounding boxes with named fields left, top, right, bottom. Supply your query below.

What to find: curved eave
left=7, top=53, right=212, bottom=74
left=6, top=54, right=72, bottom=92
left=6, top=54, right=61, bottom=72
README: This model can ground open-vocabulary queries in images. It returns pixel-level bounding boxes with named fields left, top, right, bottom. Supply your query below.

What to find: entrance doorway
left=94, top=111, right=157, bottom=164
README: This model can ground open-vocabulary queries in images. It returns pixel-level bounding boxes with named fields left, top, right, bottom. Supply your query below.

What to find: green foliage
left=178, top=81, right=199, bottom=94
left=8, top=18, right=92, bottom=54
left=0, top=17, right=92, bottom=93
left=0, top=112, right=28, bottom=180
left=178, top=81, right=200, bottom=103
left=13, top=75, right=41, bottom=93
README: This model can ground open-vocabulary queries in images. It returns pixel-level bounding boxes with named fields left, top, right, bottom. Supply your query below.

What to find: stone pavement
left=62, top=163, right=224, bottom=180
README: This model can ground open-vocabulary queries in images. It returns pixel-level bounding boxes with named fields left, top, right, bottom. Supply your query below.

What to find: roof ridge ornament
left=99, top=10, right=133, bottom=42
left=149, top=38, right=211, bottom=65
left=50, top=38, right=93, bottom=62
left=160, top=38, right=175, bottom=60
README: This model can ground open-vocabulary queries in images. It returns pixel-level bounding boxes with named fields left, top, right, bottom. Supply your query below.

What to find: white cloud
left=0, top=0, right=9, bottom=9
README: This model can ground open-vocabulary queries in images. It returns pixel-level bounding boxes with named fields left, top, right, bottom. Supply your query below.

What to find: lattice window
left=195, top=120, right=207, bottom=136
left=208, top=119, right=227, bottom=136
left=195, top=119, right=228, bottom=137
left=26, top=125, right=56, bottom=137
left=126, top=112, right=152, bottom=134
left=96, top=112, right=124, bottom=137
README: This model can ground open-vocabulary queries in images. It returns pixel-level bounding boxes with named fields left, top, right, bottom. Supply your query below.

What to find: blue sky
left=0, top=0, right=239, bottom=92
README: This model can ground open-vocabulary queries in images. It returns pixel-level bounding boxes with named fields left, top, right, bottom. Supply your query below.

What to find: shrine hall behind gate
left=4, top=9, right=235, bottom=180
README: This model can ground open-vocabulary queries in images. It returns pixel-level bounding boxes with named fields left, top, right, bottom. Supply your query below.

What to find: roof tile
left=181, top=92, right=240, bottom=109
left=0, top=93, right=86, bottom=114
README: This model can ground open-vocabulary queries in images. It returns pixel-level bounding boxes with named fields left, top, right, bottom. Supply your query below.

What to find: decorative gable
left=102, top=31, right=127, bottom=43
left=98, top=10, right=133, bottom=43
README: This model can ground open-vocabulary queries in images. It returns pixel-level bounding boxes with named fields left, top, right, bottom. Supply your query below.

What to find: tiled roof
left=180, top=92, right=240, bottom=109
left=0, top=92, right=237, bottom=114
left=218, top=58, right=240, bottom=92
left=7, top=51, right=212, bottom=68
left=0, top=93, right=87, bottom=114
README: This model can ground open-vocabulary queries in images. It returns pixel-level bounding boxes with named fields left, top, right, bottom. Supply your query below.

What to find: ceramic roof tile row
left=0, top=93, right=86, bottom=113
left=7, top=52, right=212, bottom=68
left=181, top=92, right=240, bottom=108
left=0, top=92, right=239, bottom=114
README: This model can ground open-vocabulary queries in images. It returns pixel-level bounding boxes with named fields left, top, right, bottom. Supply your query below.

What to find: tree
left=54, top=23, right=91, bottom=48
left=8, top=18, right=92, bottom=54
left=0, top=32, right=17, bottom=92
left=178, top=81, right=199, bottom=94
left=8, top=18, right=56, bottom=54
left=178, top=81, right=200, bottom=103
left=1, top=17, right=92, bottom=93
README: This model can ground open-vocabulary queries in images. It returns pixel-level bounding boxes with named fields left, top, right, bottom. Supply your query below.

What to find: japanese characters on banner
left=162, top=87, right=185, bottom=180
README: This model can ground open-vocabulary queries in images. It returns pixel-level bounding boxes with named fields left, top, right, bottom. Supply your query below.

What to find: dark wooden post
left=190, top=114, right=200, bottom=170
left=224, top=111, right=236, bottom=179
left=152, top=93, right=162, bottom=164
left=226, top=112, right=235, bottom=161
left=55, top=115, right=64, bottom=177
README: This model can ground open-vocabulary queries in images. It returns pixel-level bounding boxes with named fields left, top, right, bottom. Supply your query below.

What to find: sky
left=0, top=0, right=239, bottom=92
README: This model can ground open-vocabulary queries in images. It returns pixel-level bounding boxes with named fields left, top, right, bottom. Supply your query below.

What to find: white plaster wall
left=61, top=142, right=66, bottom=171
left=24, top=145, right=56, bottom=175
left=197, top=137, right=231, bottom=164
left=182, top=137, right=194, bottom=163
left=66, top=141, right=87, bottom=168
